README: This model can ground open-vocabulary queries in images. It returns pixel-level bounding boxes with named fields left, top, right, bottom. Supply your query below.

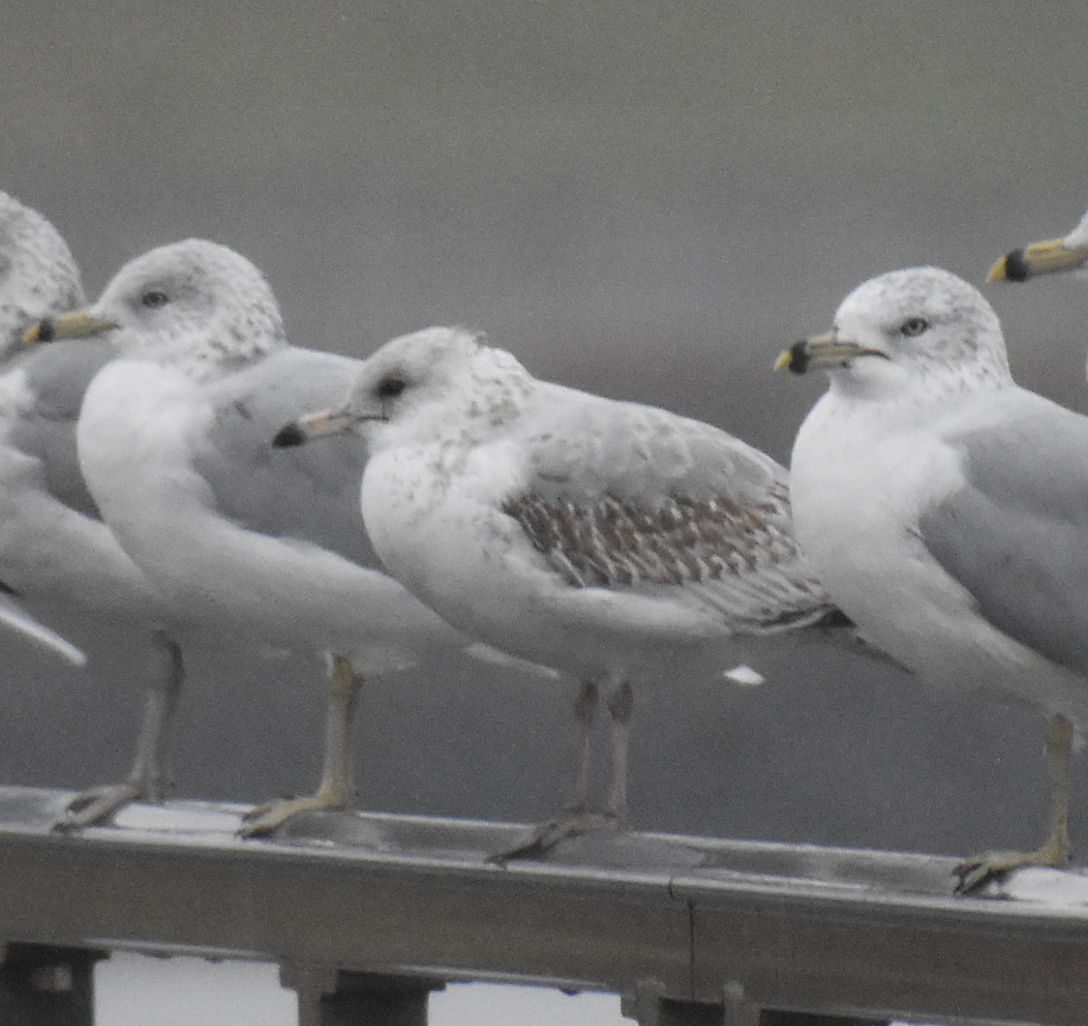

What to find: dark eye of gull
left=376, top=376, right=407, bottom=399
left=899, top=317, right=929, bottom=338
left=141, top=290, right=170, bottom=309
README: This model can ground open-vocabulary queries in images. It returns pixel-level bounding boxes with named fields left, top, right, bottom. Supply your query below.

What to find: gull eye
left=899, top=317, right=929, bottom=337
left=375, top=376, right=406, bottom=400
left=141, top=290, right=169, bottom=309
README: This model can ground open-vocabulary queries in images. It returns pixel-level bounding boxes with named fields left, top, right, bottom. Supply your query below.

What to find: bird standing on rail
left=275, top=325, right=865, bottom=859
left=779, top=266, right=1088, bottom=894
left=28, top=239, right=550, bottom=836
left=0, top=190, right=203, bottom=827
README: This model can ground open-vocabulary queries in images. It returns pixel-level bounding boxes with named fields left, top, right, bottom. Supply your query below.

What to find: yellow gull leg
left=241, top=654, right=362, bottom=837
left=59, top=632, right=184, bottom=829
left=954, top=712, right=1073, bottom=895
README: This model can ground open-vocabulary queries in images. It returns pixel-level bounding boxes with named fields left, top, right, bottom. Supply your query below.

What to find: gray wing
left=194, top=346, right=380, bottom=565
left=505, top=383, right=834, bottom=630
left=522, top=382, right=789, bottom=510
left=919, top=391, right=1088, bottom=676
left=5, top=339, right=115, bottom=517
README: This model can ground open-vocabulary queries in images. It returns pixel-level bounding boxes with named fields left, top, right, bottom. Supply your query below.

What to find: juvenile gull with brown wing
left=277, top=326, right=855, bottom=858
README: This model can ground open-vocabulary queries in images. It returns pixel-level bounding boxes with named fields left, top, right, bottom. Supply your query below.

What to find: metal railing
left=0, top=786, right=1084, bottom=1025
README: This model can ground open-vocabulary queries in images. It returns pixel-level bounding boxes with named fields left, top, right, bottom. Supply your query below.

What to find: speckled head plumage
left=842, top=267, right=1005, bottom=360
left=790, top=267, right=1013, bottom=403
left=0, top=191, right=84, bottom=352
left=85, top=239, right=287, bottom=378
left=344, top=326, right=534, bottom=443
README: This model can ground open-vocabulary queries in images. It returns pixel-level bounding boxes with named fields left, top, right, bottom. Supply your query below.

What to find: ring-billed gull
left=0, top=190, right=110, bottom=666
left=0, top=191, right=197, bottom=826
left=988, top=209, right=1088, bottom=378
left=777, top=266, right=1088, bottom=894
left=275, top=326, right=860, bottom=859
left=28, top=239, right=502, bottom=836
left=988, top=209, right=1088, bottom=286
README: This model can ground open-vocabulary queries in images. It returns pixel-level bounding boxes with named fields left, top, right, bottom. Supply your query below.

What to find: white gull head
left=83, top=239, right=287, bottom=379
left=339, top=326, right=535, bottom=449
left=0, top=191, right=84, bottom=355
left=800, top=266, right=1012, bottom=406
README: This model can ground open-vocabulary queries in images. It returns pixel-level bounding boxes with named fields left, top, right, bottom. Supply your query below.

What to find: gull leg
left=605, top=677, right=633, bottom=829
left=242, top=654, right=362, bottom=837
left=60, top=631, right=184, bottom=829
left=954, top=712, right=1074, bottom=895
left=494, top=676, right=625, bottom=862
left=567, top=678, right=598, bottom=813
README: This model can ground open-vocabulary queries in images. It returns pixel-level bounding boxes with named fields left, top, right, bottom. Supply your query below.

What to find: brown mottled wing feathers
left=499, top=387, right=835, bottom=632
left=505, top=489, right=789, bottom=589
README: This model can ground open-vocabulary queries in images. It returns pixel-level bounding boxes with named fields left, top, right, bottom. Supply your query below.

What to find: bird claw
left=239, top=793, right=350, bottom=838
left=55, top=782, right=149, bottom=830
left=490, top=808, right=622, bottom=863
left=953, top=845, right=1072, bottom=896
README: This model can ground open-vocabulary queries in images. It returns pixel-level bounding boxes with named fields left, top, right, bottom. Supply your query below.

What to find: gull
left=0, top=190, right=109, bottom=666
left=988, top=208, right=1088, bottom=374
left=777, top=265, right=1088, bottom=894
left=0, top=190, right=196, bottom=826
left=31, top=239, right=531, bottom=836
left=988, top=208, right=1088, bottom=287
left=275, top=326, right=857, bottom=859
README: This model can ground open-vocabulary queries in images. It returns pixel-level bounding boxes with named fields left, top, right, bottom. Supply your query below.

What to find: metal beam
left=0, top=787, right=1085, bottom=1025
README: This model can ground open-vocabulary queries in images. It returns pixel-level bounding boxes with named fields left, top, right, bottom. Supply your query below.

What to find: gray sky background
left=4, top=0, right=1088, bottom=874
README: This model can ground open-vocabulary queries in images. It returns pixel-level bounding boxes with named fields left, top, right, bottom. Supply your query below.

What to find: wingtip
left=59, top=644, right=89, bottom=668
left=0, top=593, right=88, bottom=666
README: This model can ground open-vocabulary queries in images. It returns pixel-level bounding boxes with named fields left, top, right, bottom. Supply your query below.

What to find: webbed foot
left=490, top=807, right=622, bottom=863
left=56, top=782, right=149, bottom=830
left=954, top=838, right=1072, bottom=895
left=240, top=789, right=352, bottom=838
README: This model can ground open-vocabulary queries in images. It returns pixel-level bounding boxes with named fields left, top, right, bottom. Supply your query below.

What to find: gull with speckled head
left=0, top=190, right=116, bottom=666
left=988, top=208, right=1088, bottom=374
left=778, top=266, right=1088, bottom=894
left=0, top=193, right=199, bottom=827
left=0, top=192, right=210, bottom=832
left=988, top=208, right=1088, bottom=287
left=28, top=239, right=512, bottom=836
left=276, top=326, right=858, bottom=858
